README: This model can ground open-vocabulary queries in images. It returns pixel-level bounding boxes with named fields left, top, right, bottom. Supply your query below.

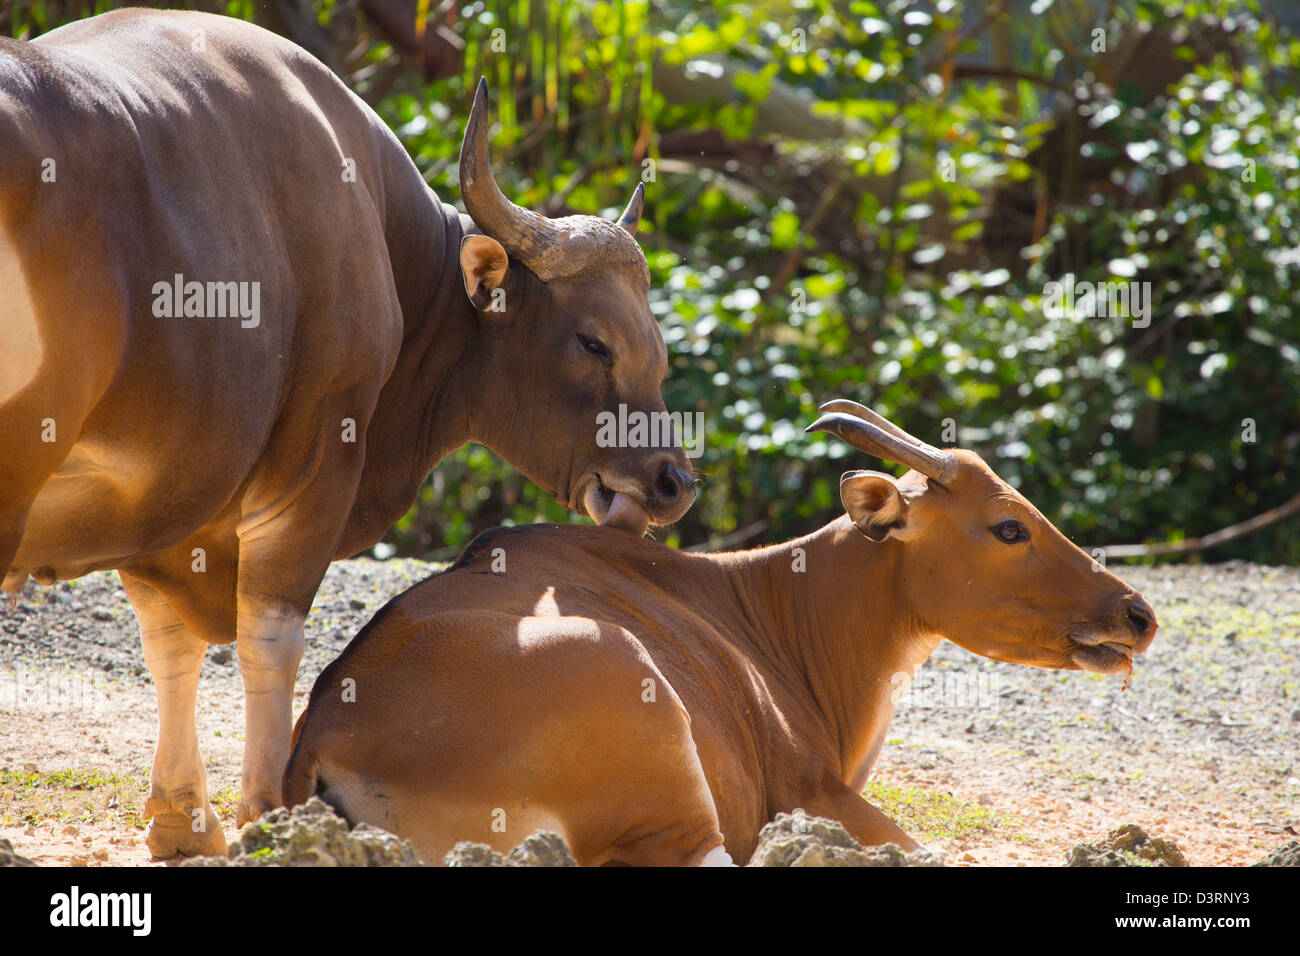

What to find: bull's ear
left=840, top=470, right=911, bottom=541
left=460, top=235, right=510, bottom=314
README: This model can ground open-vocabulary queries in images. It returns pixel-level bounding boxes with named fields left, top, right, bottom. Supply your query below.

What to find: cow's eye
left=990, top=520, right=1028, bottom=544
left=577, top=334, right=610, bottom=359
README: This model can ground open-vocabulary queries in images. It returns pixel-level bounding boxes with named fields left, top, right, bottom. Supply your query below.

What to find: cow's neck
left=338, top=190, right=487, bottom=555
left=719, top=516, right=940, bottom=785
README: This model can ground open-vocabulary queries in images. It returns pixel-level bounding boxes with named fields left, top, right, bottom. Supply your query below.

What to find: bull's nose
left=653, top=462, right=695, bottom=508
left=1124, top=595, right=1157, bottom=644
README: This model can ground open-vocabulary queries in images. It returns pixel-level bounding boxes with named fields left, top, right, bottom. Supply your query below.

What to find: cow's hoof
left=144, top=807, right=227, bottom=860
left=235, top=796, right=277, bottom=828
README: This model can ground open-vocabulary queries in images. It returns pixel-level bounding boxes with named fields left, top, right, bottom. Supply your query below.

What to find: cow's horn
left=459, top=77, right=567, bottom=271
left=806, top=403, right=958, bottom=484
left=617, top=182, right=645, bottom=235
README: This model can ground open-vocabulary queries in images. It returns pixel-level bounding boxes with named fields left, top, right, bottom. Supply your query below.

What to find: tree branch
left=1103, top=492, right=1300, bottom=559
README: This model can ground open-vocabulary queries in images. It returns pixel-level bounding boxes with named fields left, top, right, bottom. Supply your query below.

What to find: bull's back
left=0, top=11, right=406, bottom=575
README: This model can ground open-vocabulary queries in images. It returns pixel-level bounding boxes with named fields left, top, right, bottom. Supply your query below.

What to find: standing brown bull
left=284, top=402, right=1157, bottom=866
left=0, top=9, right=693, bottom=858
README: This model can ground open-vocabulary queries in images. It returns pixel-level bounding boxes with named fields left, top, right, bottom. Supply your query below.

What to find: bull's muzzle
left=585, top=454, right=695, bottom=534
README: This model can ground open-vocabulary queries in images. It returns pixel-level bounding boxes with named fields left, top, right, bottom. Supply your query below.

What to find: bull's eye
left=577, top=333, right=610, bottom=360
left=990, top=520, right=1029, bottom=544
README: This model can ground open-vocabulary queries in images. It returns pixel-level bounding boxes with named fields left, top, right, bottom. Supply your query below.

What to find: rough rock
left=0, top=838, right=36, bottom=867
left=1067, top=824, right=1189, bottom=867
left=505, top=831, right=580, bottom=866
left=444, top=842, right=509, bottom=867
left=181, top=796, right=422, bottom=867
left=1253, top=841, right=1300, bottom=867
left=745, top=810, right=944, bottom=867
left=445, top=831, right=579, bottom=867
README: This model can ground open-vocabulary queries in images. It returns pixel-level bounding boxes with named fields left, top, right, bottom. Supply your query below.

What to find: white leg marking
left=700, top=845, right=736, bottom=867
left=237, top=607, right=306, bottom=818
left=127, top=583, right=225, bottom=857
left=141, top=613, right=207, bottom=806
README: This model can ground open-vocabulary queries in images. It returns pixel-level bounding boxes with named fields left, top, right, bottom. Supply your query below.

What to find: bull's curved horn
left=805, top=405, right=958, bottom=484
left=459, top=77, right=567, bottom=269
left=617, top=182, right=645, bottom=234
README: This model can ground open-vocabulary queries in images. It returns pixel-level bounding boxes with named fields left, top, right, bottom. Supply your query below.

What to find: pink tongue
left=600, top=492, right=651, bottom=534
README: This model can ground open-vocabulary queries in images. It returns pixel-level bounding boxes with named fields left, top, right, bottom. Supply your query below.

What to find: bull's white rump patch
left=0, top=220, right=44, bottom=403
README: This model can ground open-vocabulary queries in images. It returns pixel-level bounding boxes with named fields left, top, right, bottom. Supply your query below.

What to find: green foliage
left=6, top=0, right=1296, bottom=562
left=641, top=0, right=1299, bottom=562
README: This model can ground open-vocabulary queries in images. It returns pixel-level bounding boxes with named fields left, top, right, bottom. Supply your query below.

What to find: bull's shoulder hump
left=23, top=10, right=371, bottom=134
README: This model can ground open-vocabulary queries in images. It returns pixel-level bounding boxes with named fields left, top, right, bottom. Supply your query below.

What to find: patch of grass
left=0, top=766, right=149, bottom=829
left=0, top=766, right=147, bottom=793
left=211, top=786, right=240, bottom=822
left=1162, top=604, right=1299, bottom=651
left=862, top=780, right=1022, bottom=842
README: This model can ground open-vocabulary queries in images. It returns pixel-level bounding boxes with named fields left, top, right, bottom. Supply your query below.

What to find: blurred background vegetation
left=6, top=0, right=1297, bottom=563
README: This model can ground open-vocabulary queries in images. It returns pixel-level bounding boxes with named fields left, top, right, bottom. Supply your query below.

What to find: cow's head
left=808, top=401, right=1157, bottom=676
left=455, top=79, right=693, bottom=536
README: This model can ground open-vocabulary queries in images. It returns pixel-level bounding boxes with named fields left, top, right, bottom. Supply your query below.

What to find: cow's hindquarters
left=287, top=609, right=731, bottom=865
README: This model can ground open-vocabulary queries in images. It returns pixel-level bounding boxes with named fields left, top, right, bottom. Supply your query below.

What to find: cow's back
left=300, top=525, right=802, bottom=852
left=0, top=10, right=409, bottom=579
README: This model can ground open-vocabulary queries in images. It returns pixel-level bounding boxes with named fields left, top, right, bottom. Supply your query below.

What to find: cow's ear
left=840, top=470, right=912, bottom=541
left=460, top=235, right=510, bottom=314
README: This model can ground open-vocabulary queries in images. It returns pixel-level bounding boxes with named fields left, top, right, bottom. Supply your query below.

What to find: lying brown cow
left=284, top=401, right=1158, bottom=865
left=0, top=9, right=692, bottom=858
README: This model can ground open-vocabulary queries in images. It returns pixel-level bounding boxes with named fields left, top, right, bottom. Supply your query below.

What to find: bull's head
left=808, top=401, right=1157, bottom=675
left=455, top=79, right=693, bottom=536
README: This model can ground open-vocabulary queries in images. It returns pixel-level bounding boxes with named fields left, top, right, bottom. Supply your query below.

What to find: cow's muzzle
left=580, top=457, right=695, bottom=534
left=1066, top=593, right=1158, bottom=674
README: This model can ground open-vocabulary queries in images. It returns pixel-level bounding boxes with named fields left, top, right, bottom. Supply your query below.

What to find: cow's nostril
left=1126, top=599, right=1156, bottom=638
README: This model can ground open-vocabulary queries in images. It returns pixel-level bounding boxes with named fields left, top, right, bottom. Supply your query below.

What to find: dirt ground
left=1, top=558, right=1296, bottom=866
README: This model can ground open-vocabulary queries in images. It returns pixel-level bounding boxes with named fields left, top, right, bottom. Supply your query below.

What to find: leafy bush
left=7, top=0, right=1296, bottom=562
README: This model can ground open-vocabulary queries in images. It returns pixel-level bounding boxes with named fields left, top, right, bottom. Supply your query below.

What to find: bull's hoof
left=235, top=795, right=278, bottom=828
left=144, top=807, right=226, bottom=860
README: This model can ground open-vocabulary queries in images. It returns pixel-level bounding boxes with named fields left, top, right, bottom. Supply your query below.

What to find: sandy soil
left=1, top=558, right=1296, bottom=866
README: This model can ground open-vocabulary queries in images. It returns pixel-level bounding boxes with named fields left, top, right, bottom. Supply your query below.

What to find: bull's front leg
left=801, top=783, right=922, bottom=853
left=235, top=602, right=306, bottom=825
left=229, top=386, right=376, bottom=825
left=121, top=574, right=227, bottom=859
